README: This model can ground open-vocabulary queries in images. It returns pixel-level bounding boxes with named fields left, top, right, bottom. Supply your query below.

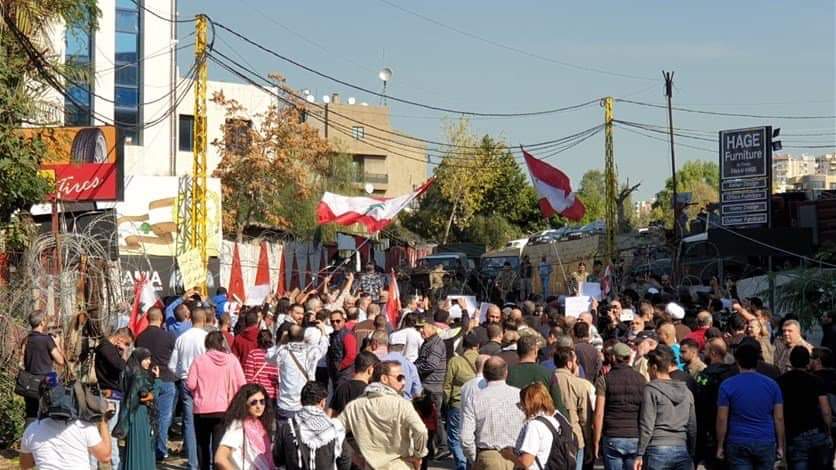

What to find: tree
left=651, top=160, right=719, bottom=227
left=211, top=77, right=333, bottom=242
left=0, top=1, right=99, bottom=224
left=577, top=170, right=606, bottom=225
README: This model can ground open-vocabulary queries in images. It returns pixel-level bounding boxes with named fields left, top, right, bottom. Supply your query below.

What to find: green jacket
left=442, top=349, right=479, bottom=408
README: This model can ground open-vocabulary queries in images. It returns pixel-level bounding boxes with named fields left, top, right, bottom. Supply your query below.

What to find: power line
left=615, top=98, right=836, bottom=120
left=128, top=0, right=196, bottom=23
left=212, top=21, right=603, bottom=118
left=376, top=0, right=656, bottom=82
left=614, top=123, right=716, bottom=154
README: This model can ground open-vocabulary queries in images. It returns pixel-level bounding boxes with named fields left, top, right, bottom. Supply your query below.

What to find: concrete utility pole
left=663, top=71, right=678, bottom=283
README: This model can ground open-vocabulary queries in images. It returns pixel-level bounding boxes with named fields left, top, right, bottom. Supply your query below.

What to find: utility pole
left=191, top=15, right=208, bottom=296
left=663, top=71, right=679, bottom=282
left=603, top=97, right=617, bottom=270
left=324, top=102, right=329, bottom=139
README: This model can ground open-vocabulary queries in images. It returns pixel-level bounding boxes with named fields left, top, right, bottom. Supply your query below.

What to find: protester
left=368, top=330, right=422, bottom=398
left=745, top=317, right=774, bottom=365
left=683, top=311, right=712, bottom=350
left=519, top=255, right=533, bottom=301
left=462, top=356, right=526, bottom=470
left=187, top=331, right=246, bottom=470
left=716, top=342, right=785, bottom=469
left=21, top=310, right=65, bottom=423
left=92, top=326, right=132, bottom=469
left=232, top=309, right=261, bottom=364
left=460, top=354, right=491, bottom=410
left=593, top=342, right=647, bottom=470
left=635, top=346, right=696, bottom=470
left=679, top=338, right=706, bottom=378
left=165, top=290, right=195, bottom=336
left=243, top=329, right=280, bottom=400
left=443, top=332, right=479, bottom=470
left=340, top=361, right=429, bottom=469
left=553, top=347, right=590, bottom=469
left=777, top=346, right=833, bottom=470
left=775, top=319, right=813, bottom=374
left=573, top=321, right=603, bottom=383
left=329, top=351, right=379, bottom=417
left=479, top=323, right=503, bottom=355
left=390, top=312, right=424, bottom=362
left=115, top=347, right=157, bottom=470
left=539, top=257, right=553, bottom=298
left=214, top=383, right=275, bottom=470
left=134, top=307, right=177, bottom=461
left=415, top=313, right=449, bottom=458
left=502, top=382, right=570, bottom=469
left=327, top=309, right=358, bottom=389
left=268, top=323, right=329, bottom=421
left=20, top=400, right=112, bottom=470
left=169, top=306, right=209, bottom=470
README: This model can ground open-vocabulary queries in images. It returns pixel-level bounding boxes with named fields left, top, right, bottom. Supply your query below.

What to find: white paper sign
left=581, top=282, right=602, bottom=300
left=245, top=284, right=271, bottom=306
left=478, top=302, right=492, bottom=323
left=565, top=295, right=592, bottom=318
left=447, top=295, right=478, bottom=315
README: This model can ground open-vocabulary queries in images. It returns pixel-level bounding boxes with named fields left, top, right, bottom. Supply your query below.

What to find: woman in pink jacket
left=187, top=331, right=246, bottom=470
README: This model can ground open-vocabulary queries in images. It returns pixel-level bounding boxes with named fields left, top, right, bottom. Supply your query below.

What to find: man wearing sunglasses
left=340, top=361, right=429, bottom=470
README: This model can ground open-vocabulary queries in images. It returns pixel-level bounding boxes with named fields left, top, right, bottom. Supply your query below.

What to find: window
left=352, top=126, right=365, bottom=140
left=115, top=0, right=141, bottom=143
left=64, top=10, right=93, bottom=126
left=225, top=118, right=252, bottom=155
left=179, top=115, right=194, bottom=151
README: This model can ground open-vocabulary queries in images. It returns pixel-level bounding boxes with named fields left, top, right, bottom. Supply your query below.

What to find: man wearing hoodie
left=339, top=360, right=429, bottom=470
left=231, top=309, right=260, bottom=365
left=635, top=345, right=696, bottom=470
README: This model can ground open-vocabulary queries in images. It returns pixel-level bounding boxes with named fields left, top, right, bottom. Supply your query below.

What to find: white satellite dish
left=322, top=95, right=331, bottom=104
left=305, top=95, right=316, bottom=103
left=378, top=67, right=393, bottom=82
left=348, top=97, right=356, bottom=105
left=364, top=183, right=374, bottom=194
left=302, top=89, right=311, bottom=96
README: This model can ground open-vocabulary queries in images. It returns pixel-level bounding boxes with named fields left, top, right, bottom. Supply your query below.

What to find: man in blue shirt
left=368, top=330, right=422, bottom=399
left=716, top=342, right=785, bottom=469
left=164, top=290, right=196, bottom=337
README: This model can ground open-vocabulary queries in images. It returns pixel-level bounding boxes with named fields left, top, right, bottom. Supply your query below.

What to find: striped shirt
left=243, top=348, right=279, bottom=399
left=461, top=380, right=526, bottom=462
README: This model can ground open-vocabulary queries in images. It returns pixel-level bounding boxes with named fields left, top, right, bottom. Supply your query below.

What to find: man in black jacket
left=695, top=337, right=737, bottom=469
left=275, top=381, right=349, bottom=470
left=94, top=327, right=133, bottom=469
left=415, top=313, right=449, bottom=459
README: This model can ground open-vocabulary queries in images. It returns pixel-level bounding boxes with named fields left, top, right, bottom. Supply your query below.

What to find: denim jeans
left=644, top=445, right=692, bottom=470
left=176, top=380, right=198, bottom=469
left=787, top=429, right=833, bottom=470
left=575, top=448, right=584, bottom=470
left=155, top=380, right=177, bottom=460
left=726, top=441, right=775, bottom=470
left=446, top=406, right=467, bottom=470
left=602, top=437, right=639, bottom=470
left=540, top=276, right=550, bottom=298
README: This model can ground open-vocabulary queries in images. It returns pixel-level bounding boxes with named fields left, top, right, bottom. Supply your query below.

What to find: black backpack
left=534, top=412, right=578, bottom=470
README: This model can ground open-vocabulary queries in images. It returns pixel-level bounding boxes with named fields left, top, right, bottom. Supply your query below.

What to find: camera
left=40, top=380, right=112, bottom=423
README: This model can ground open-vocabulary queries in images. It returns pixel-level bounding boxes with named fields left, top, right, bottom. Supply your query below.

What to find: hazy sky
left=177, top=1, right=835, bottom=199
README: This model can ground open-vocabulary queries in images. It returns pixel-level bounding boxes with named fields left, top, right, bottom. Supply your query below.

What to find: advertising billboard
left=719, top=126, right=772, bottom=228
left=18, top=125, right=123, bottom=202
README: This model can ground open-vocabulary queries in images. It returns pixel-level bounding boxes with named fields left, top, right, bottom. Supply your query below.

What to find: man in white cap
left=666, top=302, right=692, bottom=343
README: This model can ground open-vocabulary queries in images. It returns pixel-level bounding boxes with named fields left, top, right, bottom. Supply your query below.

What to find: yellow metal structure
left=191, top=15, right=208, bottom=295
left=603, top=97, right=616, bottom=268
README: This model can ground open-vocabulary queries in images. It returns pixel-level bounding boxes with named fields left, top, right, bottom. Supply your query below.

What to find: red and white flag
left=316, top=179, right=433, bottom=233
left=522, top=149, right=585, bottom=221
left=385, top=269, right=401, bottom=326
left=128, top=274, right=161, bottom=336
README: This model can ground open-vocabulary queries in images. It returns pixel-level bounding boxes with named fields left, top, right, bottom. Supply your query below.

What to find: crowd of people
left=15, top=263, right=836, bottom=470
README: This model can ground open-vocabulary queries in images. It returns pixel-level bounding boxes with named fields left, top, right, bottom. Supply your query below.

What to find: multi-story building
left=773, top=153, right=836, bottom=193
left=305, top=93, right=428, bottom=197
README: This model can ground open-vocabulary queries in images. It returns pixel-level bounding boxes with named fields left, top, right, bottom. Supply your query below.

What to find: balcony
left=354, top=172, right=388, bottom=184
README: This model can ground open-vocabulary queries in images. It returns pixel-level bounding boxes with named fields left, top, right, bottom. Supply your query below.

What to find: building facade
left=773, top=153, right=836, bottom=193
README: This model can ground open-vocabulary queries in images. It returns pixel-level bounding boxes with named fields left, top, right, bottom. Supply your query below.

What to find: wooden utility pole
left=663, top=71, right=679, bottom=283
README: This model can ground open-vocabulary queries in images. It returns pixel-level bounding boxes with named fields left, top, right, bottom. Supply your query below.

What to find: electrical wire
left=376, top=0, right=656, bottom=82
left=614, top=123, right=716, bottom=154
left=127, top=0, right=196, bottom=23
left=212, top=21, right=603, bottom=118
left=615, top=98, right=836, bottom=120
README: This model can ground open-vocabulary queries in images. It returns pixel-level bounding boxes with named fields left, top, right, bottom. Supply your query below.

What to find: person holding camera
left=21, top=310, right=65, bottom=424
left=93, top=326, right=134, bottom=469
left=114, top=347, right=158, bottom=470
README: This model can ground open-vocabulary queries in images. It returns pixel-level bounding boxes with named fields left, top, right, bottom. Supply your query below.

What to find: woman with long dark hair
left=115, top=347, right=157, bottom=470
left=214, top=383, right=275, bottom=470
left=243, top=329, right=279, bottom=400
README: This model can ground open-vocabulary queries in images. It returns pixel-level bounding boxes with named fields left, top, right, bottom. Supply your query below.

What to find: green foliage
left=651, top=160, right=720, bottom=227
left=770, top=268, right=836, bottom=330
left=403, top=121, right=547, bottom=246
left=577, top=170, right=606, bottom=225
left=0, top=372, right=25, bottom=448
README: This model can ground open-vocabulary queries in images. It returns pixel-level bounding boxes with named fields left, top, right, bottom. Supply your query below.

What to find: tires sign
left=18, top=125, right=123, bottom=202
left=719, top=127, right=771, bottom=228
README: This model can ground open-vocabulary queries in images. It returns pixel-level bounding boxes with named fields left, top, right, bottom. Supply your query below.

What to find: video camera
left=40, top=378, right=112, bottom=423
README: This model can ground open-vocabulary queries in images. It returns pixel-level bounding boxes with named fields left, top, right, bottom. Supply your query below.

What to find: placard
left=580, top=282, right=602, bottom=300
left=447, top=295, right=478, bottom=315
left=245, top=284, right=271, bottom=306
left=177, top=248, right=206, bottom=292
left=565, top=296, right=592, bottom=318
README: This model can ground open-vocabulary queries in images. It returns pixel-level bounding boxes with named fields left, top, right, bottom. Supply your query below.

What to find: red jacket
left=232, top=325, right=260, bottom=365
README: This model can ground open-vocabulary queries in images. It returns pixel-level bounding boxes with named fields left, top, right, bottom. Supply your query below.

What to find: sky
left=177, top=1, right=836, bottom=200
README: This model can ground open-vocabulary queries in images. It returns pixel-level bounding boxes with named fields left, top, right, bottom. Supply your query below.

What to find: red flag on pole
left=276, top=245, right=286, bottom=297
left=128, top=273, right=156, bottom=336
left=522, top=149, right=586, bottom=221
left=385, top=270, right=401, bottom=327
left=228, top=242, right=246, bottom=303
left=254, top=241, right=270, bottom=287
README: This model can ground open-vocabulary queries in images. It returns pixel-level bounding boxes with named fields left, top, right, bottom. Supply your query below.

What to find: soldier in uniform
left=429, top=264, right=446, bottom=302
left=494, top=262, right=517, bottom=305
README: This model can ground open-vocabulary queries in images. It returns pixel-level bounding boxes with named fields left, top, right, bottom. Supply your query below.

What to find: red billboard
left=19, top=125, right=123, bottom=202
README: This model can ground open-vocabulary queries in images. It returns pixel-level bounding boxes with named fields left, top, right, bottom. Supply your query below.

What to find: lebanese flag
left=522, top=149, right=585, bottom=221
left=228, top=242, right=246, bottom=304
left=385, top=270, right=401, bottom=326
left=128, top=274, right=160, bottom=336
left=316, top=179, right=433, bottom=233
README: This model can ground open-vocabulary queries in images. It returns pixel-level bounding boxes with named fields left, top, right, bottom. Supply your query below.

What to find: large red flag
left=228, top=242, right=246, bottom=303
left=385, top=270, right=401, bottom=326
left=254, top=241, right=270, bottom=287
left=522, top=149, right=586, bottom=221
left=276, top=245, right=286, bottom=297
left=128, top=274, right=158, bottom=336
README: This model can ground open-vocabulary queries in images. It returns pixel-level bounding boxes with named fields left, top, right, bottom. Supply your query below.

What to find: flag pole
left=520, top=146, right=570, bottom=295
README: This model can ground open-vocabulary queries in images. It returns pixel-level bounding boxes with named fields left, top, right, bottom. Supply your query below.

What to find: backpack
left=534, top=412, right=578, bottom=470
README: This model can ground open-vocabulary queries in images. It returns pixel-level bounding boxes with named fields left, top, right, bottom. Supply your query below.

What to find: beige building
left=773, top=153, right=836, bottom=193
left=305, top=94, right=428, bottom=197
